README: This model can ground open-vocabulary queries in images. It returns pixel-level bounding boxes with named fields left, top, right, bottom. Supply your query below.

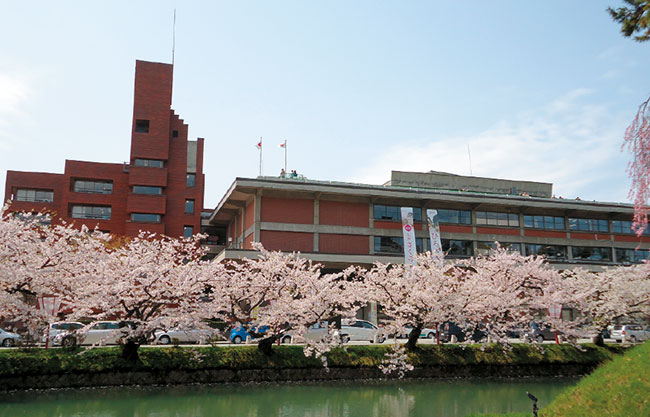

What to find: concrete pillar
left=254, top=190, right=262, bottom=242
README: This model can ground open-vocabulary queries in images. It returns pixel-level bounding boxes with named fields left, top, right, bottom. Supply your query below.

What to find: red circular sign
left=404, top=225, right=412, bottom=232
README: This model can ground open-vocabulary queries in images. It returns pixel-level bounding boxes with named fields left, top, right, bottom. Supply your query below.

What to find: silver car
left=610, top=324, right=650, bottom=343
left=154, top=327, right=217, bottom=345
left=55, top=321, right=126, bottom=347
left=0, top=328, right=21, bottom=347
left=341, top=320, right=385, bottom=343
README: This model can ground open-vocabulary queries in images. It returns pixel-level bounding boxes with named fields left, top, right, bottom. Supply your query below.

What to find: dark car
left=524, top=322, right=559, bottom=343
left=440, top=322, right=486, bottom=343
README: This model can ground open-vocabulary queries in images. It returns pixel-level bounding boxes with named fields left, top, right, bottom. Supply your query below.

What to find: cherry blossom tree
left=0, top=205, right=109, bottom=341
left=66, top=232, right=208, bottom=361
left=200, top=244, right=363, bottom=357
left=623, top=97, right=650, bottom=235
left=559, top=263, right=650, bottom=345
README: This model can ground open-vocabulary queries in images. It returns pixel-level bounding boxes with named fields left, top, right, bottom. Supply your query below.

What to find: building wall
left=260, top=196, right=313, bottom=224
left=4, top=60, right=205, bottom=239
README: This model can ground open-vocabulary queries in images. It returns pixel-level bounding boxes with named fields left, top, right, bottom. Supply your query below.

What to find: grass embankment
left=469, top=341, right=649, bottom=417
left=0, top=343, right=624, bottom=377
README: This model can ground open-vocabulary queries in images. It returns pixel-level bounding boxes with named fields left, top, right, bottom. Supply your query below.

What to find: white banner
left=426, top=209, right=444, bottom=269
left=400, top=207, right=417, bottom=266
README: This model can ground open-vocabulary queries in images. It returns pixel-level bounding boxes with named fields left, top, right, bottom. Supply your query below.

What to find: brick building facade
left=4, top=60, right=204, bottom=238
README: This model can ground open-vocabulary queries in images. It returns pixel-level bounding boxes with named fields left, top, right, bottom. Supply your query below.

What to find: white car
left=55, top=321, right=127, bottom=347
left=154, top=327, right=217, bottom=345
left=280, top=323, right=329, bottom=344
left=43, top=321, right=84, bottom=345
left=610, top=324, right=650, bottom=343
left=0, top=328, right=22, bottom=347
left=341, top=320, right=385, bottom=343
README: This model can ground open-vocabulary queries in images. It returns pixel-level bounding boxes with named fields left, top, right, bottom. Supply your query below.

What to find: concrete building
left=204, top=170, right=650, bottom=272
left=4, top=60, right=205, bottom=238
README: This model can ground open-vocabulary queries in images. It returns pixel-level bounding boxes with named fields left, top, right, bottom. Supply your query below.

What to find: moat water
left=0, top=378, right=576, bottom=417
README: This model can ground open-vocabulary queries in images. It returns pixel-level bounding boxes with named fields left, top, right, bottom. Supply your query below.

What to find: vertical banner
left=400, top=207, right=417, bottom=266
left=426, top=209, right=444, bottom=269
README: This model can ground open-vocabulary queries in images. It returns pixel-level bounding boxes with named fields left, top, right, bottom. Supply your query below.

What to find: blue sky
left=1, top=1, right=648, bottom=208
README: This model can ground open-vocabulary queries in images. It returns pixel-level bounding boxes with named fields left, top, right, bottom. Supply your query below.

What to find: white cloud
left=349, top=89, right=630, bottom=202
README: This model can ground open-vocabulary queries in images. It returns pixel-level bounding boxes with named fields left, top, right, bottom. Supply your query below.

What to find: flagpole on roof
left=255, top=138, right=263, bottom=177
left=283, top=139, right=287, bottom=174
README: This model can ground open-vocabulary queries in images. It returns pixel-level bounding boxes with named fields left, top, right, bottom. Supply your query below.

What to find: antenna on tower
left=172, top=9, right=176, bottom=66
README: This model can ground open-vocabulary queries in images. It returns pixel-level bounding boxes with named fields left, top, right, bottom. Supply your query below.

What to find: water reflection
left=0, top=378, right=576, bottom=417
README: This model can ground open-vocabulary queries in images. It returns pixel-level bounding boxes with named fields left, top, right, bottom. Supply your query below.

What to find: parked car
left=340, top=320, right=385, bottom=343
left=399, top=325, right=437, bottom=339
left=610, top=324, right=650, bottom=343
left=154, top=327, right=217, bottom=345
left=229, top=323, right=268, bottom=344
left=280, top=323, right=329, bottom=344
left=0, top=328, right=22, bottom=347
left=55, top=321, right=129, bottom=347
left=43, top=321, right=84, bottom=344
left=439, top=322, right=487, bottom=343
left=524, top=322, right=559, bottom=343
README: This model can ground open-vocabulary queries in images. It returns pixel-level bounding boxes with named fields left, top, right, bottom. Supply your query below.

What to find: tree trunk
left=594, top=326, right=606, bottom=347
left=405, top=323, right=423, bottom=351
left=257, top=335, right=278, bottom=356
left=121, top=340, right=141, bottom=363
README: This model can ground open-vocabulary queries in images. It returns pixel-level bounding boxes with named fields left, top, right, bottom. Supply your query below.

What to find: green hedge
left=0, top=343, right=625, bottom=377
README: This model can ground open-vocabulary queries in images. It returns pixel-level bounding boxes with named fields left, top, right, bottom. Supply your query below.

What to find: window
left=612, top=220, right=650, bottom=235
left=569, top=218, right=609, bottom=233
left=13, top=212, right=51, bottom=226
left=172, top=130, right=179, bottom=138
left=373, top=205, right=422, bottom=221
left=477, top=241, right=521, bottom=256
left=15, top=189, right=54, bottom=202
left=135, top=119, right=150, bottom=133
left=130, top=213, right=161, bottom=223
left=71, top=205, right=111, bottom=220
left=571, top=246, right=612, bottom=262
left=73, top=180, right=113, bottom=194
left=441, top=239, right=473, bottom=257
left=133, top=186, right=162, bottom=195
left=186, top=173, right=196, bottom=187
left=523, top=215, right=565, bottom=230
left=525, top=244, right=567, bottom=260
left=183, top=226, right=194, bottom=238
left=615, top=248, right=650, bottom=264
left=437, top=209, right=471, bottom=225
left=134, top=158, right=164, bottom=168
left=185, top=199, right=195, bottom=214
left=374, top=236, right=424, bottom=254
left=476, top=211, right=519, bottom=227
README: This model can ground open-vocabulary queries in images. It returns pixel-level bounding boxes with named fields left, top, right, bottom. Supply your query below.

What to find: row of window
left=371, top=205, right=646, bottom=235
left=134, top=119, right=180, bottom=139
left=69, top=201, right=195, bottom=220
left=372, top=236, right=649, bottom=263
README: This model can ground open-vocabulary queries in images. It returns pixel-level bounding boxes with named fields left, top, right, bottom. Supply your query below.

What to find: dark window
left=569, top=218, right=609, bottom=233
left=437, top=209, right=472, bottom=225
left=525, top=244, right=567, bottom=260
left=133, top=186, right=163, bottom=195
left=571, top=246, right=612, bottom=262
left=172, top=130, right=179, bottom=138
left=183, top=226, right=194, bottom=238
left=185, top=199, right=195, bottom=214
left=186, top=173, right=196, bottom=187
left=374, top=236, right=424, bottom=254
left=71, top=205, right=111, bottom=220
left=441, top=239, right=473, bottom=256
left=130, top=213, right=161, bottom=223
left=73, top=180, right=113, bottom=194
left=373, top=205, right=422, bottom=221
left=612, top=220, right=650, bottom=235
left=135, top=119, right=150, bottom=133
left=477, top=241, right=521, bottom=256
left=523, top=215, right=565, bottom=230
left=476, top=211, right=519, bottom=227
left=615, top=248, right=650, bottom=264
left=134, top=158, right=164, bottom=168
left=15, top=189, right=54, bottom=202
